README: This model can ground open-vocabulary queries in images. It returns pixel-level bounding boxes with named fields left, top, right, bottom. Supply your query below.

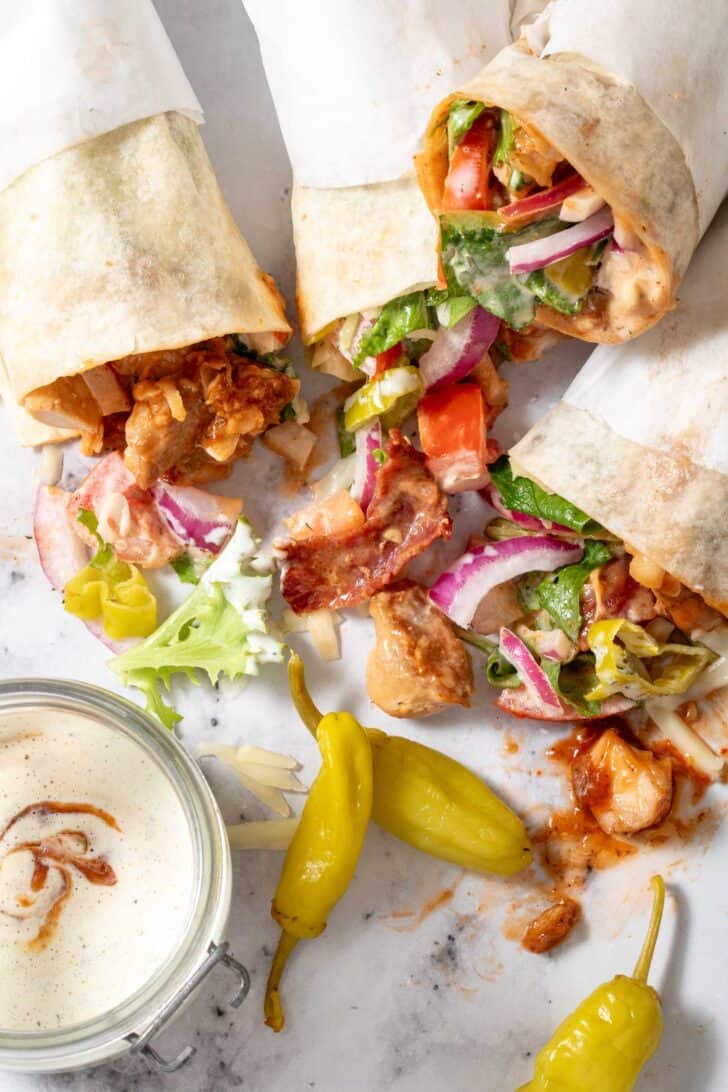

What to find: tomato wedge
left=373, top=342, right=405, bottom=377
left=442, top=114, right=497, bottom=211
left=417, top=383, right=488, bottom=492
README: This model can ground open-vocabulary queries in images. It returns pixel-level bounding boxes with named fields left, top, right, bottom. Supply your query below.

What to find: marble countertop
left=2, top=2, right=728, bottom=1090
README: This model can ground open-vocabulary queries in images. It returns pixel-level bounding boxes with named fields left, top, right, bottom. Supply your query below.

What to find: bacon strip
left=279, top=431, right=451, bottom=613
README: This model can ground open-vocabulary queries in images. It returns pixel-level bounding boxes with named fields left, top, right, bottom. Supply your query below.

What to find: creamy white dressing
left=0, top=709, right=195, bottom=1032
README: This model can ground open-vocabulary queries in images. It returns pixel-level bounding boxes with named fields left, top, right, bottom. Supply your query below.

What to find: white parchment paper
left=242, top=0, right=517, bottom=187
left=564, top=200, right=728, bottom=476
left=523, top=0, right=728, bottom=233
left=0, top=0, right=202, bottom=194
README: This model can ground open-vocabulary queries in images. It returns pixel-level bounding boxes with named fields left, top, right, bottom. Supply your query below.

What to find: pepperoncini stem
left=288, top=652, right=322, bottom=737
left=264, top=930, right=299, bottom=1033
left=633, top=875, right=665, bottom=984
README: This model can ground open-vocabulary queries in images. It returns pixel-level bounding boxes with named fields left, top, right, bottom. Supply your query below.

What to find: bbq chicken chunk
left=571, top=729, right=673, bottom=835
left=367, top=581, right=473, bottom=718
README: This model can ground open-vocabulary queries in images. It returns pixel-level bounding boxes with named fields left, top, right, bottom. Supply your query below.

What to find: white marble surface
left=1, top=2, right=728, bottom=1090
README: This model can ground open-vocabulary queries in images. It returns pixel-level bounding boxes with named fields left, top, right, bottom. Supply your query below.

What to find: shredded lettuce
left=171, top=554, right=200, bottom=586
left=337, top=407, right=356, bottom=457
left=425, top=287, right=477, bottom=329
left=488, top=457, right=602, bottom=534
left=447, top=99, right=486, bottom=155
left=110, top=519, right=283, bottom=728
left=439, top=212, right=563, bottom=330
left=541, top=655, right=603, bottom=717
left=486, top=646, right=521, bottom=689
left=353, top=292, right=432, bottom=365
left=536, top=540, right=612, bottom=641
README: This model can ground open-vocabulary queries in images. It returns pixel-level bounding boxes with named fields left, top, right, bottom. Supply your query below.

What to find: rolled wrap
left=0, top=1, right=290, bottom=446
left=509, top=200, right=728, bottom=614
left=244, top=0, right=524, bottom=345
left=418, top=0, right=728, bottom=344
left=0, top=112, right=290, bottom=409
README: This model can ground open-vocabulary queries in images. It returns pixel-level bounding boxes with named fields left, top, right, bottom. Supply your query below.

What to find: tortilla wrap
left=417, top=42, right=698, bottom=343
left=0, top=112, right=291, bottom=446
left=245, top=0, right=527, bottom=346
left=293, top=177, right=438, bottom=345
left=510, top=200, right=728, bottom=613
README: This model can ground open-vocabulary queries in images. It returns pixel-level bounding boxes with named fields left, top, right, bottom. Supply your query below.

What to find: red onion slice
left=496, top=684, right=636, bottom=722
left=499, top=627, right=562, bottom=712
left=429, top=534, right=583, bottom=628
left=507, top=206, right=614, bottom=275
left=33, top=485, right=136, bottom=654
left=152, top=483, right=243, bottom=554
left=500, top=173, right=584, bottom=224
left=419, top=307, right=500, bottom=390
left=350, top=421, right=382, bottom=512
left=480, top=481, right=572, bottom=534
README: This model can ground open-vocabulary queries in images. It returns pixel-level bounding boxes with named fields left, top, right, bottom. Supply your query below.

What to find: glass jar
left=0, top=679, right=247, bottom=1074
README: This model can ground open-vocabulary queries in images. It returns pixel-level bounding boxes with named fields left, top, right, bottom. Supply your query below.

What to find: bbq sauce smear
left=0, top=802, right=119, bottom=951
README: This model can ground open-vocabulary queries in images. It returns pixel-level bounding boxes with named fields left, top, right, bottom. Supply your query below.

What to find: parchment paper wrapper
left=418, top=0, right=728, bottom=344
left=245, top=0, right=532, bottom=342
left=0, top=0, right=290, bottom=443
left=510, top=200, right=728, bottom=613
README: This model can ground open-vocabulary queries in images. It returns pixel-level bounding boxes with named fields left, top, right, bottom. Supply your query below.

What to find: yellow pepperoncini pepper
left=288, top=654, right=532, bottom=876
left=64, top=537, right=157, bottom=641
left=343, top=364, right=423, bottom=431
left=264, top=709, right=372, bottom=1032
left=586, top=619, right=713, bottom=702
left=517, top=875, right=666, bottom=1091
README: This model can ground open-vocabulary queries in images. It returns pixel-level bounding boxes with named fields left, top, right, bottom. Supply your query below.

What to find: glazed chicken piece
left=123, top=343, right=297, bottom=488
left=522, top=897, right=581, bottom=954
left=367, top=581, right=473, bottom=718
left=571, top=729, right=673, bottom=835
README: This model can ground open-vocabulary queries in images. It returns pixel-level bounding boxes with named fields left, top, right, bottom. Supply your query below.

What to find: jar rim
left=0, top=678, right=232, bottom=1071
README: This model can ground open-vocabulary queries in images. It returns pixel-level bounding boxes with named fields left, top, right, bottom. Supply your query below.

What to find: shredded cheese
left=199, top=741, right=306, bottom=817
left=226, top=817, right=299, bottom=851
left=36, top=445, right=64, bottom=486
left=263, top=421, right=317, bottom=470
left=645, top=699, right=725, bottom=781
left=282, top=607, right=342, bottom=661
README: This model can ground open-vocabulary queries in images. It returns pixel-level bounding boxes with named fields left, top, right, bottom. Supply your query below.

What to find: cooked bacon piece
left=367, top=581, right=473, bottom=718
left=279, top=432, right=451, bottom=613
left=522, top=897, right=581, bottom=954
left=68, top=452, right=181, bottom=569
left=571, top=729, right=673, bottom=835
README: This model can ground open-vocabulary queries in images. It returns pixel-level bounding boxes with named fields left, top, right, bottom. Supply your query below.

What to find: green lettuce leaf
left=536, top=540, right=612, bottom=641
left=488, top=457, right=602, bottom=534
left=110, top=519, right=283, bottom=727
left=486, top=646, right=521, bottom=689
left=447, top=99, right=486, bottom=155
left=493, top=109, right=516, bottom=167
left=171, top=554, right=200, bottom=586
left=541, top=655, right=603, bottom=717
left=353, top=291, right=432, bottom=365
left=439, top=212, right=563, bottom=330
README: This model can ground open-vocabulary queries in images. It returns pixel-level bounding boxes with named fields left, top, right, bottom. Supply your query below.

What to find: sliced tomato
left=442, top=114, right=497, bottom=211
left=373, top=342, right=405, bottom=377
left=417, top=383, right=488, bottom=492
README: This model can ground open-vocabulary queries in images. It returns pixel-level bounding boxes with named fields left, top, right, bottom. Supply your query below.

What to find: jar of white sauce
left=0, top=679, right=247, bottom=1074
